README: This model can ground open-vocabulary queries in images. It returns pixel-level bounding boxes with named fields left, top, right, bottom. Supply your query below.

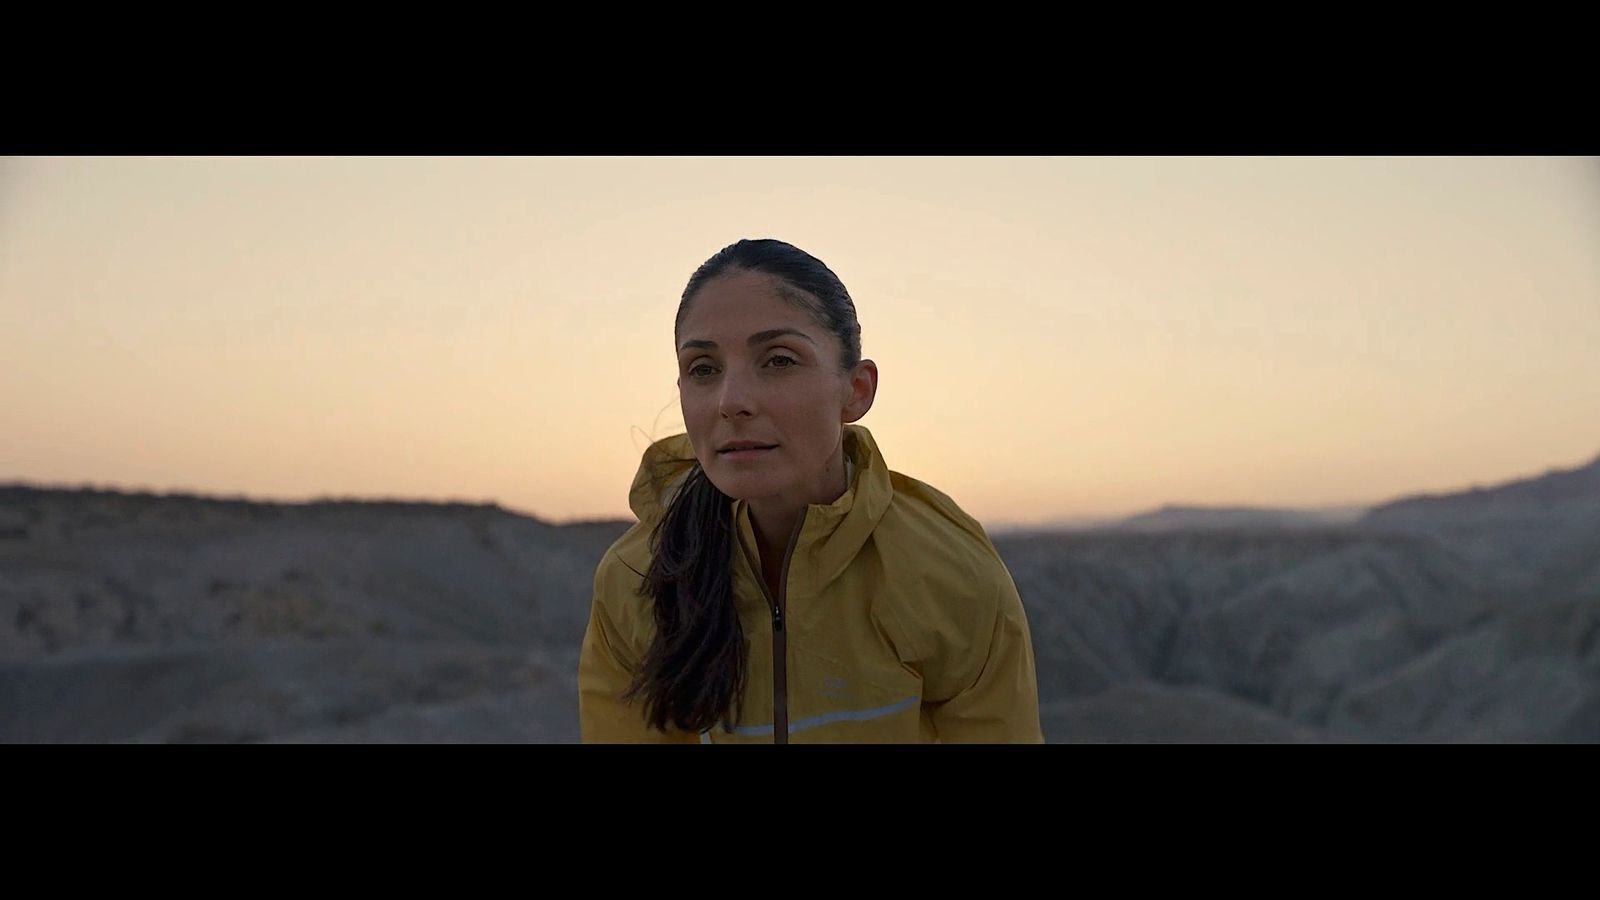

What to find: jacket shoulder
left=590, top=521, right=657, bottom=666
left=883, top=469, right=1004, bottom=578
left=871, top=470, right=1014, bottom=666
left=604, top=517, right=656, bottom=579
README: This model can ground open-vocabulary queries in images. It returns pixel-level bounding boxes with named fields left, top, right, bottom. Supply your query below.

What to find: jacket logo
left=821, top=676, right=848, bottom=699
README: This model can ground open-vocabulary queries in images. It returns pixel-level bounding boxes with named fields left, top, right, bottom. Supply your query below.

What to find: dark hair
left=624, top=238, right=863, bottom=733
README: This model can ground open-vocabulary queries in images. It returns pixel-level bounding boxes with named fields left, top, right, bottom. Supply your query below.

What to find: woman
left=578, top=238, right=1043, bottom=743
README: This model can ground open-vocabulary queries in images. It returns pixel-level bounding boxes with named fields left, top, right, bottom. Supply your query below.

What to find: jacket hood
left=620, top=423, right=894, bottom=598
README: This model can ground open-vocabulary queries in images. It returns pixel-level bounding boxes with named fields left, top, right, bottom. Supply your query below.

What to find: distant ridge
left=989, top=449, right=1600, bottom=535
left=988, top=504, right=1369, bottom=535
left=1363, top=450, right=1600, bottom=522
left=11, top=445, right=1600, bottom=538
left=0, top=481, right=528, bottom=519
left=1110, top=504, right=1367, bottom=532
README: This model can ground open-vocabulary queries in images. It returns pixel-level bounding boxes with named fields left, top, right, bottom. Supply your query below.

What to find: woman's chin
left=705, top=469, right=780, bottom=500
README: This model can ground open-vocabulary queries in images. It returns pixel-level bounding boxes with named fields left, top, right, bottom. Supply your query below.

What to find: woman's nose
left=718, top=369, right=756, bottom=419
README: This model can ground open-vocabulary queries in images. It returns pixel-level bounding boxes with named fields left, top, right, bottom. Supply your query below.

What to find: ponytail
left=624, top=462, right=748, bottom=733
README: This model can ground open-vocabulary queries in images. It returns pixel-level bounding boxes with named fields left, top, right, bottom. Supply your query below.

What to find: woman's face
left=676, top=269, right=874, bottom=509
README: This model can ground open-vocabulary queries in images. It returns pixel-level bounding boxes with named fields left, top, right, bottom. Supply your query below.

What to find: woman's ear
left=841, top=359, right=878, bottom=424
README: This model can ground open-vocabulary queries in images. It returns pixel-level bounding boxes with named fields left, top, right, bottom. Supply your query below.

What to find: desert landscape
left=3, top=452, right=1597, bottom=743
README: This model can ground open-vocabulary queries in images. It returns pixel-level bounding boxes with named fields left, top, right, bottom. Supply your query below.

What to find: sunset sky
left=3, top=156, right=1597, bottom=528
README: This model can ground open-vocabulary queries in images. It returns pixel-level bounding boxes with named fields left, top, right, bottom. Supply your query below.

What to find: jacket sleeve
left=577, top=551, right=702, bottom=744
left=924, top=561, right=1045, bottom=744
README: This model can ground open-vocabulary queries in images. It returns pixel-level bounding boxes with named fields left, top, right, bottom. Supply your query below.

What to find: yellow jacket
left=578, top=424, right=1043, bottom=743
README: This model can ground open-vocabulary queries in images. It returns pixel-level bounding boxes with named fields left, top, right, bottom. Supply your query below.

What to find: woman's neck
left=745, top=445, right=853, bottom=568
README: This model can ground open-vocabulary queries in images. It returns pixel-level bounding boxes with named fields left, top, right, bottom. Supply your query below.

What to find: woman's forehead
left=678, top=274, right=821, bottom=343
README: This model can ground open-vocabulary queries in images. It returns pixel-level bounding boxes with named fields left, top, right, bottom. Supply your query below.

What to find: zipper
left=739, top=506, right=807, bottom=745
left=772, top=508, right=807, bottom=745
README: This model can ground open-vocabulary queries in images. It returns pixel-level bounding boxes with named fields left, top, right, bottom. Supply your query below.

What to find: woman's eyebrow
left=679, top=328, right=816, bottom=352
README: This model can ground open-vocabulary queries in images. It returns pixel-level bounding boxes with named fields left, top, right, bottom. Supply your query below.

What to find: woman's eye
left=687, top=355, right=795, bottom=378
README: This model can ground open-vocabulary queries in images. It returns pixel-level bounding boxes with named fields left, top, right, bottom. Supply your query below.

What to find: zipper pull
left=772, top=604, right=784, bottom=632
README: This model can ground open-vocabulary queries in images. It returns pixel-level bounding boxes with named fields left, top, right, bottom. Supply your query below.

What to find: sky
left=2, top=156, right=1598, bottom=528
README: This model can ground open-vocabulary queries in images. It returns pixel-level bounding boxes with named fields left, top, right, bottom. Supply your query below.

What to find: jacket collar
left=623, top=423, right=894, bottom=598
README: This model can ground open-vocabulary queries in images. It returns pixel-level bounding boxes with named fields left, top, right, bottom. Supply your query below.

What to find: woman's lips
left=719, top=445, right=776, bottom=460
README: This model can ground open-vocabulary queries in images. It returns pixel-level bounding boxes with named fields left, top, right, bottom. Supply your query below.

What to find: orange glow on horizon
left=3, top=156, right=1597, bottom=527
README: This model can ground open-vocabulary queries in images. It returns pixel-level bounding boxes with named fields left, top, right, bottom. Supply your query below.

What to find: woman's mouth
left=719, top=444, right=777, bottom=460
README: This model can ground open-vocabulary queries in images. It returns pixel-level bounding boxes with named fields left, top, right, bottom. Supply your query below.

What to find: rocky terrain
left=3, top=451, right=1596, bottom=742
left=0, top=490, right=619, bottom=743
